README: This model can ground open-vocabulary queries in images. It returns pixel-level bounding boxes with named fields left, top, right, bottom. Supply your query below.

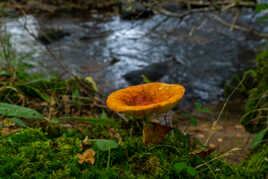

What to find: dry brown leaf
left=150, top=119, right=160, bottom=124
left=77, top=149, right=96, bottom=165
left=197, top=134, right=205, bottom=138
left=40, top=102, right=48, bottom=106
left=216, top=125, right=223, bottom=130
left=109, top=128, right=122, bottom=144
left=1, top=128, right=21, bottom=135
left=0, top=76, right=7, bottom=81
left=200, top=124, right=208, bottom=129
left=143, top=123, right=172, bottom=145
left=235, top=124, right=244, bottom=129
left=189, top=146, right=216, bottom=159
left=188, top=126, right=202, bottom=133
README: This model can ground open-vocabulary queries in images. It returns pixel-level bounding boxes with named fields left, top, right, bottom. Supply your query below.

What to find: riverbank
left=0, top=1, right=267, bottom=178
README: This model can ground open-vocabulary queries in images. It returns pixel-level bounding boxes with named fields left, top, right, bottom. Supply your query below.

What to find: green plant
left=256, top=3, right=268, bottom=22
left=0, top=102, right=44, bottom=120
left=250, top=127, right=268, bottom=150
left=236, top=144, right=268, bottom=178
left=241, top=49, right=268, bottom=133
left=172, top=162, right=198, bottom=177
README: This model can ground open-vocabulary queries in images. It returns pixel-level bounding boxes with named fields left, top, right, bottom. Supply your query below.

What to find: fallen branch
left=211, top=14, right=268, bottom=38
left=153, top=7, right=215, bottom=18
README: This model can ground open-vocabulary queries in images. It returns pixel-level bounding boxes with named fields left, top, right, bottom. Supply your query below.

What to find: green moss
left=0, top=124, right=267, bottom=178
left=0, top=128, right=237, bottom=178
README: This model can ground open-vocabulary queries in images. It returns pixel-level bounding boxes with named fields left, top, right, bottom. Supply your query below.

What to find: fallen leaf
left=200, top=124, right=208, bottom=129
left=77, top=149, right=96, bottom=165
left=189, top=146, right=216, bottom=159
left=197, top=134, right=205, bottom=138
left=150, top=119, right=160, bottom=124
left=40, top=102, right=48, bottom=106
left=209, top=144, right=216, bottom=148
left=143, top=122, right=172, bottom=145
left=217, top=138, right=223, bottom=142
left=235, top=124, right=244, bottom=129
left=188, top=126, right=202, bottom=133
left=1, top=128, right=21, bottom=135
left=109, top=128, right=122, bottom=144
left=216, top=125, right=223, bottom=130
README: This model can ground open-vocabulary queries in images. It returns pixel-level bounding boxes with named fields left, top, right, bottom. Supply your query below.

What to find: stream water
left=1, top=9, right=267, bottom=110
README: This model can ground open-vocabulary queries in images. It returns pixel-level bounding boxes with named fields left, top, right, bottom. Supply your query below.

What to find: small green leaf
left=85, top=76, right=98, bottom=92
left=22, top=77, right=52, bottom=85
left=195, top=102, right=202, bottom=110
left=10, top=118, right=27, bottom=127
left=0, top=70, right=9, bottom=76
left=200, top=108, right=212, bottom=114
left=186, top=166, right=198, bottom=176
left=173, top=162, right=197, bottom=176
left=0, top=103, right=44, bottom=120
left=73, top=89, right=80, bottom=97
left=141, top=75, right=151, bottom=83
left=257, top=15, right=268, bottom=22
left=173, top=162, right=188, bottom=173
left=190, top=117, right=198, bottom=126
left=26, top=86, right=50, bottom=102
left=250, top=127, right=268, bottom=150
left=256, top=3, right=268, bottom=13
left=95, top=139, right=119, bottom=151
left=195, top=102, right=211, bottom=113
left=101, top=110, right=108, bottom=120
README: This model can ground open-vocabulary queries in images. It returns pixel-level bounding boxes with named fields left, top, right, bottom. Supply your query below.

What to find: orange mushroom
left=106, top=82, right=185, bottom=144
left=106, top=82, right=185, bottom=118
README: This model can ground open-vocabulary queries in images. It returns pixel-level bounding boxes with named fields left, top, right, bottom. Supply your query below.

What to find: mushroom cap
left=106, top=82, right=185, bottom=118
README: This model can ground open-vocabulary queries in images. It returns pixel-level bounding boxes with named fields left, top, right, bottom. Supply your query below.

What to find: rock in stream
left=1, top=9, right=266, bottom=110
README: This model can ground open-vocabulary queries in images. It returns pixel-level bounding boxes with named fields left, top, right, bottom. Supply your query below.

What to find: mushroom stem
left=142, top=118, right=172, bottom=145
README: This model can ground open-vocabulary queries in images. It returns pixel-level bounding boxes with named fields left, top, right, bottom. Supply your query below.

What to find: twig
left=18, top=6, right=107, bottom=98
left=205, top=76, right=246, bottom=145
left=143, top=16, right=169, bottom=37
left=211, top=14, right=268, bottom=38
left=230, top=9, right=240, bottom=31
left=173, top=0, right=255, bottom=8
left=93, top=103, right=128, bottom=122
left=154, top=7, right=215, bottom=18
left=92, top=96, right=128, bottom=122
left=221, top=1, right=236, bottom=11
left=195, top=148, right=241, bottom=169
left=18, top=9, right=71, bottom=76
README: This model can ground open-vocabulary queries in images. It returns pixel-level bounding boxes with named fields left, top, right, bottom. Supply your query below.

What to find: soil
left=172, top=98, right=255, bottom=165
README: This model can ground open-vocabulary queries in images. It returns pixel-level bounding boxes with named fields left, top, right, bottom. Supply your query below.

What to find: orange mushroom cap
left=106, top=82, right=185, bottom=118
